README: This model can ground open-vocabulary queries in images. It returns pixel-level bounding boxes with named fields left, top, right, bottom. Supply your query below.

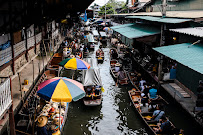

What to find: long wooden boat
left=128, top=88, right=179, bottom=135
left=83, top=67, right=103, bottom=106
left=47, top=53, right=63, bottom=70
left=110, top=60, right=128, bottom=85
left=96, top=49, right=104, bottom=63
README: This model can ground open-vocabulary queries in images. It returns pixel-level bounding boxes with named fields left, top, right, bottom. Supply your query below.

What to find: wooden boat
left=110, top=60, right=128, bottom=85
left=110, top=59, right=118, bottom=78
left=83, top=87, right=102, bottom=106
left=128, top=88, right=179, bottom=135
left=44, top=70, right=58, bottom=80
left=109, top=48, right=118, bottom=60
left=96, top=49, right=104, bottom=63
left=127, top=71, right=139, bottom=88
left=47, top=53, right=63, bottom=70
left=83, top=68, right=103, bottom=106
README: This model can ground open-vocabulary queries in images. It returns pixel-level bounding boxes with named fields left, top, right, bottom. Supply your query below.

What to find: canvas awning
left=110, top=23, right=160, bottom=39
left=153, top=43, right=203, bottom=74
left=92, top=30, right=99, bottom=36
left=83, top=68, right=103, bottom=86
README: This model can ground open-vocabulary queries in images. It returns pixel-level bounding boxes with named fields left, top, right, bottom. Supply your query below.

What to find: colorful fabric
left=59, top=58, right=90, bottom=70
left=37, top=77, right=85, bottom=102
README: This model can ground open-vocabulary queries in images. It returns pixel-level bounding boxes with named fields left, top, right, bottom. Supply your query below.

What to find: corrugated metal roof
left=111, top=10, right=203, bottom=19
left=110, top=23, right=134, bottom=29
left=153, top=43, right=203, bottom=74
left=110, top=23, right=160, bottom=39
left=126, top=16, right=192, bottom=24
left=169, top=27, right=203, bottom=37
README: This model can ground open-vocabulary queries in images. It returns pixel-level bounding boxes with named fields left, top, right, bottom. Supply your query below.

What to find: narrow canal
left=62, top=42, right=202, bottom=135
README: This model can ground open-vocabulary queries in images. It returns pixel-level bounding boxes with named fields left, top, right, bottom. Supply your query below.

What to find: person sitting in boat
left=148, top=84, right=158, bottom=100
left=116, top=67, right=127, bottom=86
left=154, top=116, right=173, bottom=134
left=87, top=86, right=92, bottom=95
left=115, top=62, right=121, bottom=72
left=140, top=82, right=147, bottom=92
left=146, top=104, right=165, bottom=123
left=95, top=86, right=101, bottom=95
left=139, top=78, right=146, bottom=88
left=37, top=116, right=51, bottom=135
left=142, top=82, right=151, bottom=98
left=91, top=87, right=96, bottom=99
left=96, top=49, right=102, bottom=56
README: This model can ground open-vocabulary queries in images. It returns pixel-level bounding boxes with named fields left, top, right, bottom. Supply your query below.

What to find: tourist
left=139, top=78, right=146, bottom=87
left=87, top=86, right=92, bottom=95
left=154, top=116, right=172, bottom=134
left=147, top=105, right=165, bottom=123
left=148, top=84, right=158, bottom=99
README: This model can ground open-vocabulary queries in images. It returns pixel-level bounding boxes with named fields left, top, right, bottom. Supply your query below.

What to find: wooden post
left=34, top=24, right=37, bottom=54
left=9, top=0, right=15, bottom=75
left=8, top=77, right=16, bottom=135
left=42, top=40, right=48, bottom=61
left=32, top=60, right=35, bottom=85
left=17, top=72, right=23, bottom=101
left=162, top=0, right=167, bottom=18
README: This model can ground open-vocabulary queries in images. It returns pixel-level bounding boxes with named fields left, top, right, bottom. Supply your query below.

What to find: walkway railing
left=0, top=78, right=12, bottom=119
left=0, top=32, right=42, bottom=67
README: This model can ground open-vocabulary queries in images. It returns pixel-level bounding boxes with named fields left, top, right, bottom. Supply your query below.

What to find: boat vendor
left=115, top=62, right=121, bottom=72
left=37, top=116, right=51, bottom=135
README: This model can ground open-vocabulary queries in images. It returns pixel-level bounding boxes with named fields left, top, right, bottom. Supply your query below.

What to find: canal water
left=62, top=42, right=202, bottom=135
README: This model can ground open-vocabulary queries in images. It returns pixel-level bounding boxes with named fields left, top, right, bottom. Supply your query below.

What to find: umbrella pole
left=59, top=102, right=61, bottom=132
left=72, top=70, right=75, bottom=79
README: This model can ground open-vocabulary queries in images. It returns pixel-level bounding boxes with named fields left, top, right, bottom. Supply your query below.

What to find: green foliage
left=98, top=3, right=115, bottom=16
left=98, top=0, right=125, bottom=15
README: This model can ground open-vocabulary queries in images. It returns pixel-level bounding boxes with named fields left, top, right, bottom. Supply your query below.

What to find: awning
left=83, top=68, right=103, bottom=86
left=126, top=16, right=192, bottom=24
left=99, top=32, right=107, bottom=37
left=169, top=27, right=203, bottom=38
left=92, top=30, right=99, bottom=36
left=153, top=43, right=203, bottom=74
left=86, top=34, right=95, bottom=42
left=110, top=23, right=160, bottom=39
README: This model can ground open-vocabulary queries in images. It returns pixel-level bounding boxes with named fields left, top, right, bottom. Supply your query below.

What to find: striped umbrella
left=59, top=58, right=90, bottom=70
left=37, top=77, right=85, bottom=102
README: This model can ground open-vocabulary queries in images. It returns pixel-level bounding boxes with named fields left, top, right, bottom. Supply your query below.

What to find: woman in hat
left=115, top=62, right=120, bottom=72
left=37, top=116, right=51, bottom=135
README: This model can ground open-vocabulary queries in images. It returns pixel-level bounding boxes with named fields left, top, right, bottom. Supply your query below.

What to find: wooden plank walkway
left=169, top=83, right=191, bottom=98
